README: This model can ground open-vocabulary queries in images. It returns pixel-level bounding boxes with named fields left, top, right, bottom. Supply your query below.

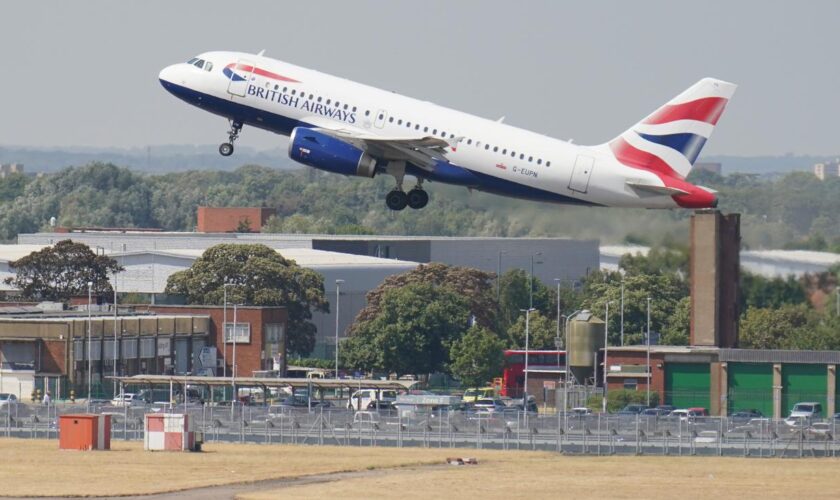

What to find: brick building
left=196, top=207, right=276, bottom=233
left=0, top=304, right=286, bottom=400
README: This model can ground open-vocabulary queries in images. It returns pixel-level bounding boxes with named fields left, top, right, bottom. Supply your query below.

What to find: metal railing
left=2, top=402, right=838, bottom=458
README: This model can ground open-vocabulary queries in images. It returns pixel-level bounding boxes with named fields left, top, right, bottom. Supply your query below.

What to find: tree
left=449, top=326, right=506, bottom=387
left=342, top=283, right=471, bottom=376
left=660, top=296, right=691, bottom=345
left=350, top=263, right=498, bottom=334
left=581, top=271, right=687, bottom=346
left=497, top=269, right=553, bottom=330
left=164, top=244, right=328, bottom=355
left=506, top=311, right=558, bottom=350
left=740, top=271, right=806, bottom=310
left=738, top=304, right=811, bottom=349
left=4, top=240, right=122, bottom=301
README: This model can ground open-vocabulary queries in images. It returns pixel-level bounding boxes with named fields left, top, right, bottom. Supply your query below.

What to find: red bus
left=501, top=349, right=565, bottom=398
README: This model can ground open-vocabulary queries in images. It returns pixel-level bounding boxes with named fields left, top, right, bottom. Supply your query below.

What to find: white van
left=347, top=389, right=397, bottom=410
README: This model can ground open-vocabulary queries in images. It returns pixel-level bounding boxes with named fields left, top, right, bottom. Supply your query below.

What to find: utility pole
left=646, top=297, right=651, bottom=407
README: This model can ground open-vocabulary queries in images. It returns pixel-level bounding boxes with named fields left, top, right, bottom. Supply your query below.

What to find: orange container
left=58, top=414, right=110, bottom=450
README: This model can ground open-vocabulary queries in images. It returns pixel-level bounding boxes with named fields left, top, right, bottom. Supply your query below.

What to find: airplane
left=159, top=51, right=736, bottom=211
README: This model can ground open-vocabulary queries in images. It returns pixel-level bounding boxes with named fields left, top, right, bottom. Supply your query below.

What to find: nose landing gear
left=219, top=120, right=243, bottom=157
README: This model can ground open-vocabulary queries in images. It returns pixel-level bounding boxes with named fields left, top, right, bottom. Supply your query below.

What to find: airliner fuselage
left=159, top=51, right=735, bottom=211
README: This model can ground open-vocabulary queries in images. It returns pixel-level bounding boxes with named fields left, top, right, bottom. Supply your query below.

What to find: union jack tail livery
left=609, top=78, right=737, bottom=180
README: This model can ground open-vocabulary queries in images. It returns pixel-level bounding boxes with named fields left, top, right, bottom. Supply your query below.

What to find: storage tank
left=567, top=310, right=604, bottom=384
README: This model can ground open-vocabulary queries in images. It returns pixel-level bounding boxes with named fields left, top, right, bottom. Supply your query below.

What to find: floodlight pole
left=620, top=278, right=625, bottom=346
left=521, top=308, right=536, bottom=403
left=231, top=302, right=238, bottom=420
left=87, top=281, right=93, bottom=408
left=335, top=279, right=344, bottom=379
left=646, top=297, right=651, bottom=407
left=603, top=301, right=611, bottom=414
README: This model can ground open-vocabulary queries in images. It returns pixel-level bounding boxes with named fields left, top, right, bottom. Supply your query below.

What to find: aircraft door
left=568, top=155, right=595, bottom=193
left=374, top=109, right=387, bottom=128
left=226, top=60, right=255, bottom=97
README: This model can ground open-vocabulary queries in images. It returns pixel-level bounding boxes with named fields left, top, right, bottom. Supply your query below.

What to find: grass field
left=2, top=438, right=840, bottom=498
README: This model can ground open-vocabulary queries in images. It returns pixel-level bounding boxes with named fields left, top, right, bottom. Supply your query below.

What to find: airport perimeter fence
left=2, top=402, right=839, bottom=458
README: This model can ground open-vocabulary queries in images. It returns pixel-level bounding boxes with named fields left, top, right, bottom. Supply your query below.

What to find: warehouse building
left=604, top=346, right=840, bottom=419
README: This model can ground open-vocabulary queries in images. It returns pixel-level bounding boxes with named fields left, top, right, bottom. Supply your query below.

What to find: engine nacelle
left=288, top=127, right=376, bottom=177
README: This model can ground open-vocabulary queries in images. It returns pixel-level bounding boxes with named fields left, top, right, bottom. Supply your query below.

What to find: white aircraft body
left=159, top=51, right=736, bottom=210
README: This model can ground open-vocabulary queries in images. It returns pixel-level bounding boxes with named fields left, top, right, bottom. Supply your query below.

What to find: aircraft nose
left=158, top=64, right=182, bottom=89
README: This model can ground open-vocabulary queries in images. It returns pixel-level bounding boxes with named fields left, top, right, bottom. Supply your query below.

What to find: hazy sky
left=1, top=0, right=839, bottom=156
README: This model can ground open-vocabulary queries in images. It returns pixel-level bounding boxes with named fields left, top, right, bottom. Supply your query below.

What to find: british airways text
left=247, top=85, right=357, bottom=124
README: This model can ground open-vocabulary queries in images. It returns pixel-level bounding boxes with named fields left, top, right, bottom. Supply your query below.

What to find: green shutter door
left=727, top=363, right=773, bottom=417
left=665, top=363, right=710, bottom=410
left=781, top=364, right=827, bottom=417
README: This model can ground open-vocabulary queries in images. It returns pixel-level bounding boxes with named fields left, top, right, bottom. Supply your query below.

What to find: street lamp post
left=563, top=310, right=582, bottom=434
left=222, top=283, right=233, bottom=379
left=646, top=297, right=651, bottom=407
left=496, top=250, right=507, bottom=301
left=520, top=308, right=536, bottom=403
left=335, top=279, right=344, bottom=378
left=231, top=302, right=238, bottom=420
left=603, top=301, right=612, bottom=414
left=529, top=253, right=542, bottom=309
left=620, top=278, right=625, bottom=347
left=87, top=281, right=93, bottom=406
left=112, top=270, right=119, bottom=399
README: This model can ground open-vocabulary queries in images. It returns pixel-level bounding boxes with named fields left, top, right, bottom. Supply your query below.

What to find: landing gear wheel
left=407, top=189, right=429, bottom=209
left=219, top=143, right=234, bottom=157
left=218, top=120, right=243, bottom=157
left=385, top=190, right=408, bottom=211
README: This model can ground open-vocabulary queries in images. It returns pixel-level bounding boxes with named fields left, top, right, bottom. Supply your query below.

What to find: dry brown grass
left=3, top=438, right=840, bottom=499
left=0, top=438, right=466, bottom=497
left=242, top=453, right=840, bottom=500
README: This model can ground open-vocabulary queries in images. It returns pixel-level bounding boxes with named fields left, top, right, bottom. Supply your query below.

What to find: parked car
left=731, top=418, right=770, bottom=433
left=347, top=389, right=397, bottom=411
left=785, top=402, right=822, bottom=426
left=471, top=398, right=506, bottom=414
left=110, top=392, right=144, bottom=407
left=462, top=387, right=495, bottom=403
left=617, top=404, right=649, bottom=415
left=0, top=393, right=18, bottom=408
left=730, top=409, right=763, bottom=421
left=571, top=407, right=593, bottom=416
left=807, top=422, right=833, bottom=438
left=642, top=407, right=672, bottom=417
left=669, top=408, right=706, bottom=422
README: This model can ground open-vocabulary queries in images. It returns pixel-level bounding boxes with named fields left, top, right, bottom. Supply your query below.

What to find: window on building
left=624, top=379, right=638, bottom=391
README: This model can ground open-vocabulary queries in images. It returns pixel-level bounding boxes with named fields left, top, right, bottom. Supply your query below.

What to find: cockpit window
left=192, top=59, right=206, bottom=69
left=204, top=61, right=213, bottom=72
left=187, top=57, right=199, bottom=64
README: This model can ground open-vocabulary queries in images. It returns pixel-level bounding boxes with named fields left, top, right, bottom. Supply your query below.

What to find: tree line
left=3, top=162, right=840, bottom=250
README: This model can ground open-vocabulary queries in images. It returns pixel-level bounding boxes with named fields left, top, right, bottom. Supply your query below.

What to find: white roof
left=0, top=245, right=49, bottom=263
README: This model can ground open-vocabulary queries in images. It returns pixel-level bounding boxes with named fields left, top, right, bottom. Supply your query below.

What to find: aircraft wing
left=303, top=116, right=454, bottom=170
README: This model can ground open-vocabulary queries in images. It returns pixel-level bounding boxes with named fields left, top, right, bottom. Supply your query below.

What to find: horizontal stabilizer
left=626, top=180, right=689, bottom=196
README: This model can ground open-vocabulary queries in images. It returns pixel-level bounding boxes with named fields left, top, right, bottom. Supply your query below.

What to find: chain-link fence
left=3, top=401, right=839, bottom=458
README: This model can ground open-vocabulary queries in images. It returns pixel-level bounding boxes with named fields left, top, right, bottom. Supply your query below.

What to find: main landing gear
left=383, top=160, right=429, bottom=211
left=386, top=185, right=429, bottom=211
left=218, top=120, right=243, bottom=157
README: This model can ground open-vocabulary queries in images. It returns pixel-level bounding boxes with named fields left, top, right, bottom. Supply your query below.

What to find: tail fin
left=608, top=78, right=737, bottom=179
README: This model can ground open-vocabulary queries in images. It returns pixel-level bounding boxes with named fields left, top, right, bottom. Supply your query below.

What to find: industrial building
left=13, top=232, right=599, bottom=358
left=0, top=304, right=287, bottom=399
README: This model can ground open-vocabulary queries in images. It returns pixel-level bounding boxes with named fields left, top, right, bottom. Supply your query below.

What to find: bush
left=587, top=389, right=660, bottom=413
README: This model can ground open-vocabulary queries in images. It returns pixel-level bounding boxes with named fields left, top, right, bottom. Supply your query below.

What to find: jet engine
left=288, top=127, right=376, bottom=177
